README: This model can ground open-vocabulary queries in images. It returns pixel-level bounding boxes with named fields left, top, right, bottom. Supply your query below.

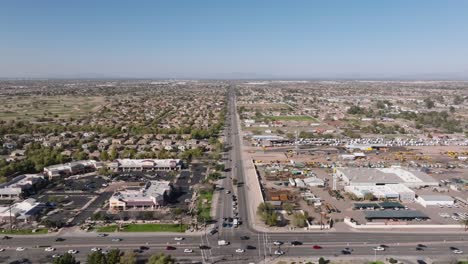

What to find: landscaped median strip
left=0, top=228, right=48, bottom=235
left=96, top=223, right=188, bottom=233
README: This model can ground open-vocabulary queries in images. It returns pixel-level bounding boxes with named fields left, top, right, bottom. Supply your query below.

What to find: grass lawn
left=96, top=225, right=119, bottom=232
left=265, top=115, right=318, bottom=122
left=97, top=224, right=187, bottom=233
left=0, top=228, right=48, bottom=235
left=197, top=190, right=213, bottom=222
left=122, top=224, right=188, bottom=232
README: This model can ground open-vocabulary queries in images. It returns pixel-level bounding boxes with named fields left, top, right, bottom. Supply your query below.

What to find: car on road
left=2, top=236, right=12, bottom=240
left=16, top=247, right=26, bottom=251
left=199, top=245, right=210, bottom=250
left=373, top=246, right=385, bottom=251
left=166, top=246, right=176, bottom=250
left=417, top=244, right=426, bottom=248
left=290, top=241, right=302, bottom=246
left=68, top=249, right=78, bottom=254
left=273, top=241, right=283, bottom=246
left=45, top=247, right=55, bottom=252
left=225, top=190, right=231, bottom=194
left=55, top=238, right=66, bottom=242
left=416, top=247, right=424, bottom=251
left=274, top=250, right=284, bottom=255
left=52, top=254, right=61, bottom=258
left=313, top=245, right=322, bottom=249
left=235, top=249, right=245, bottom=253
left=342, top=249, right=351, bottom=255
left=452, top=249, right=463, bottom=254
left=240, top=236, right=250, bottom=240
left=97, top=233, right=108, bottom=237
left=0, top=248, right=5, bottom=252
left=174, top=237, right=184, bottom=241
left=91, top=247, right=101, bottom=252
left=111, top=238, right=122, bottom=242
left=246, top=245, right=256, bottom=250
left=101, top=250, right=109, bottom=254
left=184, top=249, right=193, bottom=253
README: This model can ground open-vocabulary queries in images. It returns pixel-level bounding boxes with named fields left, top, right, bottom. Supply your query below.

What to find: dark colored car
left=166, top=246, right=176, bottom=250
left=240, top=236, right=250, bottom=240
left=2, top=236, right=12, bottom=240
left=246, top=245, right=256, bottom=250
left=342, top=250, right=351, bottom=255
left=140, top=246, right=149, bottom=251
left=416, top=247, right=424, bottom=251
left=199, top=245, right=211, bottom=250
left=290, top=241, right=302, bottom=246
left=313, top=245, right=322, bottom=249
left=55, top=238, right=65, bottom=242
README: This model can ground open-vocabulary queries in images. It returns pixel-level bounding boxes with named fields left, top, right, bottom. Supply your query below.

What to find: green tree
left=106, top=249, right=121, bottom=264
left=120, top=251, right=137, bottom=264
left=424, top=98, right=435, bottom=109
left=53, top=253, right=78, bottom=264
left=364, top=193, right=375, bottom=201
left=87, top=251, right=107, bottom=264
left=147, top=253, right=175, bottom=264
left=100, top=151, right=109, bottom=161
left=292, top=211, right=309, bottom=228
left=318, top=257, right=327, bottom=264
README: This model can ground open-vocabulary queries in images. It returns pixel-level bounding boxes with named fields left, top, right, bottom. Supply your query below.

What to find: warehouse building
left=416, top=195, right=455, bottom=207
left=337, top=167, right=438, bottom=188
left=344, top=183, right=415, bottom=201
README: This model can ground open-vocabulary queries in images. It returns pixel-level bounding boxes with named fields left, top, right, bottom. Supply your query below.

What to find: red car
left=313, top=245, right=322, bottom=249
left=166, top=246, right=176, bottom=250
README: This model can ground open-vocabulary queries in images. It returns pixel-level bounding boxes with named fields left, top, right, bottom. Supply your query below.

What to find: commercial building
left=337, top=167, right=438, bottom=188
left=108, top=159, right=183, bottom=172
left=416, top=195, right=455, bottom=207
left=0, top=198, right=45, bottom=223
left=0, top=174, right=45, bottom=200
left=364, top=210, right=429, bottom=221
left=44, top=160, right=102, bottom=180
left=109, top=180, right=172, bottom=211
left=344, top=184, right=415, bottom=201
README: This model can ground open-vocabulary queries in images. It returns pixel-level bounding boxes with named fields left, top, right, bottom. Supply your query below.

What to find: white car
left=52, top=254, right=61, bottom=258
left=273, top=241, right=283, bottom=246
left=16, top=247, right=26, bottom=251
left=184, top=249, right=193, bottom=253
left=91, top=247, right=101, bottom=252
left=68, top=249, right=78, bottom=254
left=174, top=237, right=184, bottom=241
left=45, top=247, right=56, bottom=252
left=274, top=250, right=284, bottom=255
left=235, top=248, right=245, bottom=253
left=111, top=238, right=122, bottom=242
left=453, top=249, right=463, bottom=254
left=0, top=248, right=5, bottom=252
left=373, top=246, right=385, bottom=251
left=226, top=190, right=231, bottom=194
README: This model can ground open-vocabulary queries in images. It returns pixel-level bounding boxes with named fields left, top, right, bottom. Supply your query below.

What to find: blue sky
left=1, top=0, right=467, bottom=79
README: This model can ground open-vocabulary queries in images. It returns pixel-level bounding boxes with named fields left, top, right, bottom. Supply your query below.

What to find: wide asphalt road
left=1, top=88, right=467, bottom=263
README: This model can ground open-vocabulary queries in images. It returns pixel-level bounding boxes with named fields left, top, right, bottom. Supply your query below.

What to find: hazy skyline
left=1, top=0, right=468, bottom=79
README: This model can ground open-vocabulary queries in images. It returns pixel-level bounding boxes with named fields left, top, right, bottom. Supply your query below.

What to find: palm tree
left=461, top=219, right=468, bottom=231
